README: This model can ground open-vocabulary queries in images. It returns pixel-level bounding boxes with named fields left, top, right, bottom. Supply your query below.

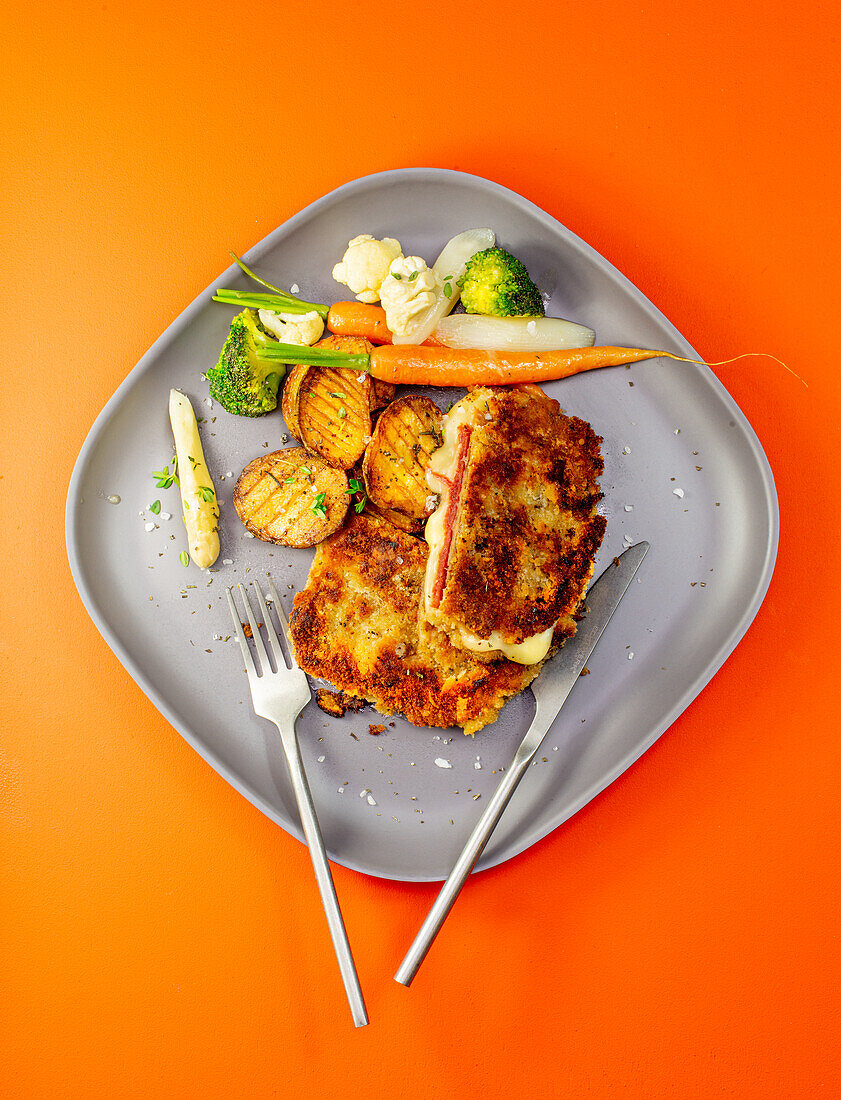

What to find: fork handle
left=275, top=722, right=368, bottom=1028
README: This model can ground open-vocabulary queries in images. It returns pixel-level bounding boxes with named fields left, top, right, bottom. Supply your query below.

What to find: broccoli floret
left=207, top=309, right=285, bottom=417
left=458, top=247, right=545, bottom=318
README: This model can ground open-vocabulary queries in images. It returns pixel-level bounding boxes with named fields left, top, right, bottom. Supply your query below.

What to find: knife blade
left=394, top=540, right=650, bottom=987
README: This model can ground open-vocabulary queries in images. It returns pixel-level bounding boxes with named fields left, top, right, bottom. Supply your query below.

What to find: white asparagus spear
left=168, top=389, right=220, bottom=568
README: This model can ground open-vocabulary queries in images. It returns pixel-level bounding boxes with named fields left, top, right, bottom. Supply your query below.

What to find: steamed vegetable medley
left=171, top=227, right=686, bottom=564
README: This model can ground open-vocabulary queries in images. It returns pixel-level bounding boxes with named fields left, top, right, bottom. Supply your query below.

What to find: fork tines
left=226, top=577, right=296, bottom=676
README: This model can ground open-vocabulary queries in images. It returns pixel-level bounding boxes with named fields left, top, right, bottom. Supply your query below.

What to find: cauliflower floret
left=332, top=234, right=403, bottom=304
left=258, top=309, right=324, bottom=346
left=378, top=256, right=443, bottom=338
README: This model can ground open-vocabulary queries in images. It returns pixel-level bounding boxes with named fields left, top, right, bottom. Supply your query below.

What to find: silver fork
left=226, top=578, right=368, bottom=1028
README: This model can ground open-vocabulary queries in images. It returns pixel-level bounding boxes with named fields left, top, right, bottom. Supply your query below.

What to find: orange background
left=2, top=1, right=840, bottom=1096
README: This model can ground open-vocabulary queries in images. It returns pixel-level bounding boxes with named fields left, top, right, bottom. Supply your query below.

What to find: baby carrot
left=367, top=344, right=671, bottom=386
left=326, top=301, right=443, bottom=346
left=257, top=341, right=802, bottom=387
left=326, top=302, right=393, bottom=344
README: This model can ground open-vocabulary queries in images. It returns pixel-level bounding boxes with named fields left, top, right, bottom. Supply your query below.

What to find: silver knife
left=394, top=540, right=650, bottom=987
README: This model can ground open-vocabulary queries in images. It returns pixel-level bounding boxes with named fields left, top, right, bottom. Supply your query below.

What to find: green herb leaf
left=283, top=476, right=296, bottom=484
left=329, top=392, right=346, bottom=399
left=149, top=500, right=161, bottom=514
left=443, top=283, right=453, bottom=298
left=408, top=270, right=419, bottom=282
left=345, top=478, right=362, bottom=494
left=179, top=551, right=190, bottom=567
left=300, top=466, right=312, bottom=477
left=391, top=272, right=402, bottom=280
left=199, top=486, right=215, bottom=502
left=354, top=496, right=367, bottom=514
left=338, top=406, right=346, bottom=419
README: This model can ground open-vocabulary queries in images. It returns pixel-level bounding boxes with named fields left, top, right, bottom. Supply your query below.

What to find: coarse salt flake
left=317, top=755, right=326, bottom=763
left=144, top=522, right=157, bottom=532
left=107, top=495, right=121, bottom=504
left=290, top=283, right=300, bottom=294
left=473, top=761, right=482, bottom=770
left=434, top=758, right=452, bottom=769
left=366, top=794, right=377, bottom=806
left=222, top=558, right=233, bottom=565
left=622, top=446, right=631, bottom=455
left=624, top=505, right=634, bottom=512
left=673, top=487, right=685, bottom=498
left=628, top=651, right=635, bottom=660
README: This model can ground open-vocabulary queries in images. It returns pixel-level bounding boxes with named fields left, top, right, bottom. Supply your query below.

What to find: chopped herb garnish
left=443, top=273, right=453, bottom=280
left=408, top=270, right=419, bottom=282
left=300, top=465, right=312, bottom=476
left=149, top=500, right=161, bottom=514
left=329, top=392, right=346, bottom=399
left=443, top=282, right=453, bottom=298
left=338, top=406, right=347, bottom=419
left=354, top=496, right=367, bottom=514
left=179, top=551, right=190, bottom=567
left=391, top=272, right=402, bottom=280
left=345, top=478, right=363, bottom=494
left=152, top=465, right=179, bottom=489
left=198, top=486, right=215, bottom=502
left=283, top=476, right=296, bottom=484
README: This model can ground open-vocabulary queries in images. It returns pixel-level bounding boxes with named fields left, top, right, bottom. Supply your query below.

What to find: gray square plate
left=65, top=168, right=778, bottom=881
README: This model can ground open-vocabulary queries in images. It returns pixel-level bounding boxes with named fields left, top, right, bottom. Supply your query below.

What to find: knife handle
left=394, top=739, right=535, bottom=987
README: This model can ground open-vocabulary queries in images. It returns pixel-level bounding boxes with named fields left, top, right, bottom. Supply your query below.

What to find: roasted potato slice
left=281, top=365, right=309, bottom=443
left=315, top=333, right=373, bottom=358
left=362, top=395, right=443, bottom=521
left=233, top=449, right=348, bottom=548
left=371, top=378, right=396, bottom=411
left=295, top=363, right=373, bottom=469
left=364, top=501, right=424, bottom=534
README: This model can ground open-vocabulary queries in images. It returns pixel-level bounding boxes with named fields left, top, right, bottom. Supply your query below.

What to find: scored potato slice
left=281, top=337, right=378, bottom=467
left=364, top=500, right=424, bottom=534
left=297, top=365, right=373, bottom=469
left=281, top=365, right=309, bottom=443
left=362, top=395, right=443, bottom=521
left=233, top=449, right=349, bottom=548
left=371, top=378, right=396, bottom=411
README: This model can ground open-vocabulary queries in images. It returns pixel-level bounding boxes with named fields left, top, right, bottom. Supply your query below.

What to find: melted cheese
left=424, top=399, right=477, bottom=607
left=423, top=393, right=556, bottom=666
left=459, top=626, right=556, bottom=665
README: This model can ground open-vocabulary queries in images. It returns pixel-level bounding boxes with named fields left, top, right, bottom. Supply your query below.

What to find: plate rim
left=65, top=167, right=780, bottom=882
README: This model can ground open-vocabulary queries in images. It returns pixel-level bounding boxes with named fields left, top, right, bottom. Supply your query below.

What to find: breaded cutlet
left=289, top=514, right=547, bottom=735
left=424, top=386, right=607, bottom=664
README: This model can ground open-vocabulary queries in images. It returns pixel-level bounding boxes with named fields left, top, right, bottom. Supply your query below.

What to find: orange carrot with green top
left=255, top=340, right=768, bottom=387
left=365, top=345, right=672, bottom=386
